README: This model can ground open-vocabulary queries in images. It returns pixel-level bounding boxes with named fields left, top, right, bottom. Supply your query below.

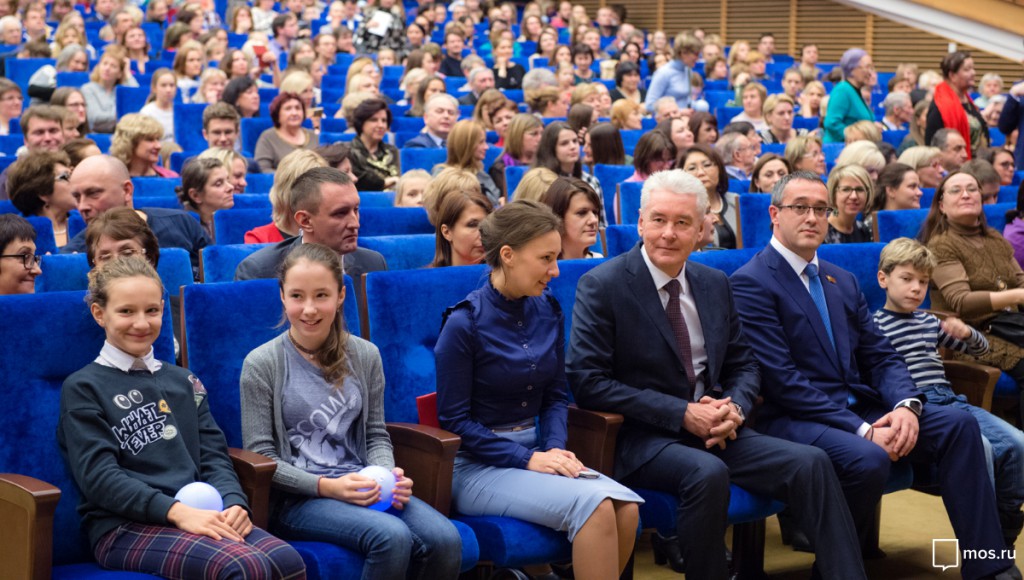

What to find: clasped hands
left=318, top=467, right=414, bottom=509
left=683, top=396, right=744, bottom=450
left=868, top=407, right=919, bottom=461
left=167, top=502, right=253, bottom=542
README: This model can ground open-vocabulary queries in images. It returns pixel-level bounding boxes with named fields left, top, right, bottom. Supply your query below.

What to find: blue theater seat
left=173, top=103, right=209, bottom=151
left=875, top=208, right=928, bottom=242
left=115, top=85, right=150, bottom=117
left=360, top=190, right=396, bottom=206
left=200, top=242, right=272, bottom=283
left=213, top=209, right=272, bottom=246
left=358, top=234, right=434, bottom=270
left=36, top=247, right=194, bottom=297
left=246, top=172, right=276, bottom=193
left=360, top=207, right=433, bottom=237
left=738, top=194, right=773, bottom=249
left=87, top=133, right=112, bottom=153
left=593, top=164, right=633, bottom=223
left=55, top=71, right=90, bottom=88
left=8, top=58, right=54, bottom=91
left=131, top=177, right=181, bottom=198
left=26, top=216, right=57, bottom=255
left=400, top=147, right=446, bottom=173
left=0, top=290, right=174, bottom=577
left=617, top=182, right=642, bottom=225
left=0, top=134, right=23, bottom=155
left=240, top=117, right=275, bottom=158
left=505, top=165, right=529, bottom=199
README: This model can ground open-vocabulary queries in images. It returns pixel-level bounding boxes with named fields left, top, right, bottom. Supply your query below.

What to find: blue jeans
left=272, top=494, right=462, bottom=580
left=920, top=385, right=1024, bottom=518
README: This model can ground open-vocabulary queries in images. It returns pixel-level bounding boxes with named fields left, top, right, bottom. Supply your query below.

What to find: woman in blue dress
left=435, top=200, right=642, bottom=579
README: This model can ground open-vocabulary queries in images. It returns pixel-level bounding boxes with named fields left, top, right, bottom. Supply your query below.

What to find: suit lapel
left=625, top=244, right=685, bottom=369
left=687, top=266, right=717, bottom=381
left=763, top=246, right=840, bottom=371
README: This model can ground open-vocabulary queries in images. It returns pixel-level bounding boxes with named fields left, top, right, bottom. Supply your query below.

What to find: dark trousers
left=810, top=404, right=1010, bottom=580
left=622, top=428, right=865, bottom=580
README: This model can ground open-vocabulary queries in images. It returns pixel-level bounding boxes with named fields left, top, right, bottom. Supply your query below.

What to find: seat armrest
left=229, top=448, right=277, bottom=530
left=386, top=423, right=461, bottom=515
left=0, top=473, right=61, bottom=580
left=567, top=406, right=623, bottom=477
left=943, top=360, right=1000, bottom=411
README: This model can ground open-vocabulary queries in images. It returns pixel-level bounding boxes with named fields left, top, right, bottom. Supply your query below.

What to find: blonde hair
left=423, top=167, right=482, bottom=225
left=835, top=140, right=884, bottom=173
left=344, top=56, right=376, bottom=95
left=878, top=237, right=935, bottom=275
left=87, top=256, right=164, bottom=309
left=784, top=134, right=823, bottom=169
left=513, top=167, right=559, bottom=202
left=191, top=68, right=227, bottom=104
left=843, top=119, right=881, bottom=144
left=271, top=149, right=328, bottom=233
left=110, top=113, right=164, bottom=166
left=762, top=93, right=795, bottom=117
left=610, top=99, right=643, bottom=129
left=280, top=70, right=314, bottom=95
left=570, top=83, right=599, bottom=106
left=898, top=146, right=942, bottom=170
left=395, top=169, right=431, bottom=206
left=445, top=119, right=487, bottom=173
left=826, top=164, right=875, bottom=212
left=345, top=72, right=375, bottom=95
left=90, top=45, right=130, bottom=85
left=198, top=146, right=245, bottom=169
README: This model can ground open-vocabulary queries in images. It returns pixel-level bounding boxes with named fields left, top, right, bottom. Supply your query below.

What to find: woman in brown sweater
left=922, top=171, right=1024, bottom=382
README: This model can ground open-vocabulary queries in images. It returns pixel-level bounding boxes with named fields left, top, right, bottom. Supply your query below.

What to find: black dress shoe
left=649, top=532, right=686, bottom=573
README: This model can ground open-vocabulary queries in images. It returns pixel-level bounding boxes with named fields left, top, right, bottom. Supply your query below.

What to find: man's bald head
left=70, top=155, right=135, bottom=223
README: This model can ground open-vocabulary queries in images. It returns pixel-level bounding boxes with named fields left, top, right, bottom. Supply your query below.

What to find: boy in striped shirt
left=875, top=237, right=1024, bottom=548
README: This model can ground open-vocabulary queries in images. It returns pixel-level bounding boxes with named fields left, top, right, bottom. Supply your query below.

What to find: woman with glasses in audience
left=921, top=171, right=1024, bottom=399
left=7, top=151, right=75, bottom=248
left=870, top=162, right=923, bottom=212
left=985, top=147, right=1016, bottom=187
left=823, top=48, right=876, bottom=143
left=749, top=153, right=791, bottom=193
left=431, top=190, right=494, bottom=267
left=680, top=144, right=738, bottom=249
left=539, top=176, right=603, bottom=259
left=785, top=134, right=827, bottom=176
left=85, top=207, right=160, bottom=269
left=0, top=214, right=43, bottom=295
left=898, top=146, right=945, bottom=189
left=52, top=87, right=89, bottom=136
left=824, top=164, right=874, bottom=244
left=112, top=114, right=178, bottom=178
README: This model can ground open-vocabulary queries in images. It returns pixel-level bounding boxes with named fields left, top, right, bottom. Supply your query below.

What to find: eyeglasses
left=95, top=247, right=146, bottom=263
left=778, top=204, right=833, bottom=217
left=837, top=186, right=867, bottom=195
left=55, top=171, right=71, bottom=183
left=801, top=150, right=825, bottom=158
left=1, top=253, right=41, bottom=269
left=944, top=185, right=980, bottom=197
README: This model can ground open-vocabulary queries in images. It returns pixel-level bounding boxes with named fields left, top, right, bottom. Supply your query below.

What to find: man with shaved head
left=61, top=155, right=208, bottom=279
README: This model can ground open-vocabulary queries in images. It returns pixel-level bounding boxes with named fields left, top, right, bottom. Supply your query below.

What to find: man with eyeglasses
left=731, top=172, right=1019, bottom=579
left=0, top=105, right=67, bottom=200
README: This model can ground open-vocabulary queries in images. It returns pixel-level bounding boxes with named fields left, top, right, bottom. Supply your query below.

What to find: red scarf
left=933, top=81, right=974, bottom=159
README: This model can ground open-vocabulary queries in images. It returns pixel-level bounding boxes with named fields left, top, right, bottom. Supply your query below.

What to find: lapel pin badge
left=825, top=275, right=837, bottom=284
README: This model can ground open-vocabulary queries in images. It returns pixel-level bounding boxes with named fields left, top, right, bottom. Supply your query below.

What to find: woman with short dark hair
left=926, top=50, right=987, bottom=159
left=222, top=76, right=261, bottom=118
left=679, top=144, right=738, bottom=248
left=626, top=131, right=676, bottom=182
left=7, top=151, right=75, bottom=247
left=539, top=177, right=603, bottom=259
left=610, top=61, right=645, bottom=105
left=255, top=92, right=319, bottom=172
left=348, top=98, right=400, bottom=191
left=0, top=214, right=42, bottom=295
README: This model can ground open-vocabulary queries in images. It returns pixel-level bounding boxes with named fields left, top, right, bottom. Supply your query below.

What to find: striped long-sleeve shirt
left=873, top=309, right=989, bottom=389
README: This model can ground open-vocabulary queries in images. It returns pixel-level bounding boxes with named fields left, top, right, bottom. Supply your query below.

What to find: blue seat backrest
left=605, top=225, right=638, bottom=256
left=246, top=172, right=276, bottom=193
left=881, top=130, right=908, bottom=149
left=875, top=209, right=928, bottom=242
left=55, top=71, right=90, bottom=88
left=132, top=176, right=181, bottom=198
left=620, top=130, right=643, bottom=152
left=822, top=142, right=845, bottom=163
left=0, top=134, right=23, bottom=155
left=200, top=242, right=273, bottom=283
left=134, top=195, right=182, bottom=210
left=115, top=85, right=150, bottom=117
left=360, top=190, right=396, bottom=207
left=999, top=186, right=1018, bottom=205
left=0, top=290, right=173, bottom=566
left=920, top=188, right=936, bottom=208
left=691, top=247, right=760, bottom=276
left=793, top=116, right=819, bottom=131
left=213, top=208, right=272, bottom=246
left=547, top=259, right=606, bottom=347
left=506, top=165, right=529, bottom=200
left=400, top=147, right=446, bottom=173
left=360, top=207, right=433, bottom=237
left=984, top=202, right=1014, bottom=233
left=618, top=182, right=643, bottom=225
left=240, top=117, right=275, bottom=158
left=990, top=127, right=1006, bottom=148
left=0, top=199, right=18, bottom=214
left=170, top=150, right=204, bottom=174
left=729, top=179, right=751, bottom=194
left=232, top=193, right=272, bottom=210
left=173, top=103, right=209, bottom=152
left=392, top=116, right=425, bottom=132
left=38, top=248, right=195, bottom=297
left=26, top=216, right=57, bottom=255
left=358, top=234, right=434, bottom=270
left=738, top=194, right=773, bottom=249
left=8, top=58, right=54, bottom=90
left=760, top=143, right=786, bottom=156
left=593, top=164, right=633, bottom=223
left=86, top=133, right=112, bottom=153
left=141, top=21, right=164, bottom=51
left=182, top=277, right=360, bottom=447
left=817, top=243, right=887, bottom=311
left=365, top=266, right=488, bottom=422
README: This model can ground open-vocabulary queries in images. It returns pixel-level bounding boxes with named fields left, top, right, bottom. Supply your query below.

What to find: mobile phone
left=578, top=468, right=600, bottom=479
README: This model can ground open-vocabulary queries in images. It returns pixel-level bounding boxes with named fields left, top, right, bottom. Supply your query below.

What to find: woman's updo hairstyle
left=479, top=199, right=562, bottom=269
left=277, top=242, right=350, bottom=386
left=87, top=256, right=164, bottom=309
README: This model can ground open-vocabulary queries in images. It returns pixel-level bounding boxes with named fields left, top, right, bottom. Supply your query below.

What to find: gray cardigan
left=240, top=332, right=394, bottom=497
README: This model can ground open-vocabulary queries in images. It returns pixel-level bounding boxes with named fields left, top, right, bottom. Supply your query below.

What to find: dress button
left=531, top=364, right=536, bottom=370
left=523, top=344, right=528, bottom=349
left=527, top=385, right=533, bottom=390
left=517, top=321, right=523, bottom=326
left=521, top=401, right=528, bottom=407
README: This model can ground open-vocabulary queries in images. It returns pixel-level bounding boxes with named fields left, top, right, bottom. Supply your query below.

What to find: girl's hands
left=318, top=473, right=381, bottom=506
left=391, top=467, right=413, bottom=510
left=166, top=502, right=245, bottom=541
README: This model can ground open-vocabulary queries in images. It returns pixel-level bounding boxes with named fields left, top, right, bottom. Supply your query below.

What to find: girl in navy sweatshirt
left=58, top=256, right=305, bottom=579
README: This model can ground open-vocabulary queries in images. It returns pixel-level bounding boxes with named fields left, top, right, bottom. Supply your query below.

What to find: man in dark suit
left=403, top=94, right=458, bottom=149
left=458, top=67, right=495, bottom=106
left=234, top=167, right=386, bottom=293
left=730, top=171, right=1018, bottom=580
left=567, top=170, right=865, bottom=580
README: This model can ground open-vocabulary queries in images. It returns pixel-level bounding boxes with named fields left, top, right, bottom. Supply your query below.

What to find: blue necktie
left=804, top=263, right=835, bottom=353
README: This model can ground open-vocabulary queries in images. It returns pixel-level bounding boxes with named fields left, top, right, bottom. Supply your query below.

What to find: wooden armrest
left=386, top=423, right=461, bottom=515
left=567, top=406, right=623, bottom=477
left=229, top=448, right=276, bottom=530
left=0, top=473, right=61, bottom=580
left=944, top=360, right=1000, bottom=411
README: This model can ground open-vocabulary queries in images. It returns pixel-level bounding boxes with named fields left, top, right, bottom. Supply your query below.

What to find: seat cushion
left=53, top=564, right=159, bottom=579
left=454, top=515, right=571, bottom=568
